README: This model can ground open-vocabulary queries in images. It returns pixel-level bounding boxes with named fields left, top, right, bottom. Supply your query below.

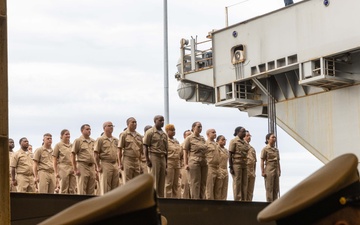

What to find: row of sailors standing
left=182, top=123, right=257, bottom=201
left=163, top=121, right=280, bottom=202
left=9, top=119, right=141, bottom=195
left=8, top=115, right=280, bottom=202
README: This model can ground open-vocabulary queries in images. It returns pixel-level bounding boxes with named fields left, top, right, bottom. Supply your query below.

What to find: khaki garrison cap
left=258, top=153, right=360, bottom=225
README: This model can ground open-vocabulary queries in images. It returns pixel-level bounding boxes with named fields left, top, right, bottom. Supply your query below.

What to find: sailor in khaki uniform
left=33, top=133, right=56, bottom=194
left=140, top=125, right=152, bottom=174
left=10, top=137, right=35, bottom=193
left=94, top=122, right=119, bottom=195
left=245, top=130, right=256, bottom=201
left=52, top=129, right=76, bottom=194
left=144, top=115, right=168, bottom=198
left=229, top=126, right=249, bottom=201
left=71, top=124, right=96, bottom=195
left=9, top=138, right=17, bottom=192
left=28, top=144, right=34, bottom=159
left=260, top=132, right=281, bottom=202
left=164, top=124, right=181, bottom=198
left=183, top=122, right=208, bottom=199
left=180, top=130, right=192, bottom=199
left=205, top=129, right=221, bottom=200
left=258, top=153, right=360, bottom=225
left=216, top=135, right=229, bottom=200
left=118, top=118, right=143, bottom=183
left=140, top=150, right=149, bottom=174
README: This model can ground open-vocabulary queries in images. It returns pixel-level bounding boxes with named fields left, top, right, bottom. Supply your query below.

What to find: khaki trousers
left=180, top=167, right=190, bottom=199
left=140, top=161, right=149, bottom=174
left=119, top=170, right=125, bottom=186
left=165, top=167, right=180, bottom=198
left=99, top=161, right=119, bottom=195
left=58, top=164, right=76, bottom=194
left=206, top=165, right=221, bottom=200
left=232, top=163, right=248, bottom=201
left=265, top=162, right=280, bottom=202
left=149, top=153, right=166, bottom=197
left=10, top=175, right=17, bottom=192
left=95, top=180, right=101, bottom=196
left=16, top=173, right=35, bottom=193
left=247, top=175, right=255, bottom=201
left=77, top=162, right=96, bottom=195
left=123, top=156, right=141, bottom=183
left=216, top=174, right=228, bottom=200
left=38, top=170, right=56, bottom=194
left=188, top=156, right=208, bottom=199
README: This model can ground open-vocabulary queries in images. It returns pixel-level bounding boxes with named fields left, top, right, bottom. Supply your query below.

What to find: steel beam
left=0, top=0, right=9, bottom=224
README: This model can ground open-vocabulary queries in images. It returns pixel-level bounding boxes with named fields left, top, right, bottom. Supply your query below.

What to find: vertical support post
left=163, top=0, right=169, bottom=124
left=179, top=40, right=185, bottom=80
left=267, top=77, right=277, bottom=146
left=190, top=39, right=196, bottom=71
left=225, top=7, right=229, bottom=27
left=0, top=0, right=9, bottom=224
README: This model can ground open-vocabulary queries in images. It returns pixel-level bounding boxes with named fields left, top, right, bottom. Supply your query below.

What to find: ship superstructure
left=175, top=0, right=360, bottom=164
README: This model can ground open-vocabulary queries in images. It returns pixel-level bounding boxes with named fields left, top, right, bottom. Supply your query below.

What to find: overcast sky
left=7, top=0, right=322, bottom=201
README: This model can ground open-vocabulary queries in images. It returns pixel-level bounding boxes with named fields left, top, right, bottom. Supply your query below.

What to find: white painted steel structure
left=175, top=0, right=360, bottom=165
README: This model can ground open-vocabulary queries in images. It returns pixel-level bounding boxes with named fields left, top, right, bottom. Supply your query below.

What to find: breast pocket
left=125, top=136, right=134, bottom=148
left=103, top=141, right=110, bottom=149
left=197, top=143, right=207, bottom=154
left=268, top=151, right=277, bottom=161
left=41, top=151, right=50, bottom=163
left=81, top=142, right=92, bottom=153
left=61, top=148, right=70, bottom=158
left=152, top=134, right=160, bottom=142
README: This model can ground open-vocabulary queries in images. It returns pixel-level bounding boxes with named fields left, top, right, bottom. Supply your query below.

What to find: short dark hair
left=43, top=133, right=52, bottom=137
left=60, top=129, right=69, bottom=137
left=216, top=135, right=225, bottom=142
left=183, top=130, right=190, bottom=136
left=153, top=115, right=163, bottom=123
left=265, top=133, right=274, bottom=144
left=233, top=126, right=243, bottom=136
left=81, top=124, right=90, bottom=131
left=191, top=122, right=201, bottom=132
left=144, top=125, right=152, bottom=133
left=126, top=117, right=136, bottom=125
left=19, top=137, right=27, bottom=144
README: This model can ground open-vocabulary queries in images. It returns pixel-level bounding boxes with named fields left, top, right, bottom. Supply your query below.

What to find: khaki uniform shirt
left=247, top=144, right=257, bottom=177
left=167, top=138, right=181, bottom=169
left=140, top=135, right=146, bottom=162
left=33, top=146, right=54, bottom=173
left=118, top=129, right=143, bottom=158
left=9, top=151, right=14, bottom=177
left=53, top=141, right=73, bottom=166
left=143, top=126, right=168, bottom=154
left=183, top=133, right=207, bottom=158
left=205, top=140, right=220, bottom=166
left=94, top=135, right=118, bottom=163
left=10, top=149, right=33, bottom=175
left=218, top=146, right=229, bottom=179
left=229, top=136, right=250, bottom=165
left=261, top=145, right=280, bottom=163
left=72, top=135, right=95, bottom=164
left=179, top=142, right=186, bottom=167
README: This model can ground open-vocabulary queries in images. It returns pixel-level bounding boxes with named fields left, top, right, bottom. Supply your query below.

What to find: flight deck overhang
left=175, top=0, right=360, bottom=110
left=174, top=0, right=360, bottom=164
